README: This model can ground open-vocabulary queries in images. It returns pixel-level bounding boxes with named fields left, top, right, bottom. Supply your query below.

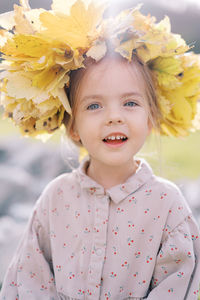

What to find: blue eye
left=87, top=103, right=101, bottom=110
left=124, top=101, right=138, bottom=107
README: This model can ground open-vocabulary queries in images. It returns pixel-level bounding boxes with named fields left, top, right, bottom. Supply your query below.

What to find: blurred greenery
left=0, top=112, right=200, bottom=181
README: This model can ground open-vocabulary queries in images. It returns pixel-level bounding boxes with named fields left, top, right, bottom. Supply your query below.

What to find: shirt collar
left=74, top=156, right=153, bottom=204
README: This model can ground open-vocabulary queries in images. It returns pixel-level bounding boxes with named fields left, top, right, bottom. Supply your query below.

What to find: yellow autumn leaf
left=51, top=86, right=72, bottom=115
left=39, top=0, right=106, bottom=49
left=150, top=57, right=183, bottom=88
left=2, top=35, right=50, bottom=58
left=38, top=96, right=62, bottom=115
left=6, top=72, right=49, bottom=101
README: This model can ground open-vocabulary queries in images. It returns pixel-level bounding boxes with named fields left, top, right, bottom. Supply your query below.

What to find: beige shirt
left=0, top=158, right=200, bottom=300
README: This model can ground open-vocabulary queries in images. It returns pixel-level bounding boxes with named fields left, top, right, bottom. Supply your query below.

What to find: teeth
left=106, top=135, right=126, bottom=140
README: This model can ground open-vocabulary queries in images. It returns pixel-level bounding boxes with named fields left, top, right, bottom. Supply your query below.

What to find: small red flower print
left=177, top=272, right=184, bottom=278
left=161, top=266, right=168, bottom=274
left=51, top=208, right=59, bottom=216
left=89, top=187, right=96, bottom=195
left=103, top=218, right=108, bottom=225
left=49, top=231, right=56, bottom=238
left=36, top=248, right=44, bottom=254
left=94, top=226, right=100, bottom=233
left=110, top=272, right=117, bottom=278
left=30, top=272, right=36, bottom=279
left=65, top=204, right=70, bottom=210
left=170, top=244, right=178, bottom=251
left=17, top=265, right=23, bottom=272
left=40, top=285, right=48, bottom=291
left=81, top=246, right=86, bottom=254
left=168, top=288, right=173, bottom=293
left=56, top=265, right=62, bottom=271
left=159, top=249, right=163, bottom=258
left=128, top=221, right=135, bottom=229
left=145, top=189, right=152, bottom=196
left=70, top=252, right=75, bottom=259
left=75, top=211, right=80, bottom=218
left=175, top=259, right=182, bottom=264
left=178, top=206, right=183, bottom=210
left=105, top=291, right=111, bottom=299
left=84, top=227, right=91, bottom=234
left=193, top=289, right=199, bottom=295
left=129, top=196, right=137, bottom=204
left=160, top=192, right=167, bottom=200
left=112, top=226, right=119, bottom=235
left=48, top=277, right=55, bottom=284
left=116, top=207, right=124, bottom=214
left=191, top=234, right=199, bottom=240
left=187, top=251, right=192, bottom=258
left=113, top=246, right=117, bottom=255
left=153, top=278, right=158, bottom=286
left=78, top=289, right=86, bottom=296
left=144, top=208, right=150, bottom=214
left=127, top=237, right=134, bottom=246
left=135, top=251, right=141, bottom=258
left=57, top=187, right=63, bottom=195
left=140, top=228, right=145, bottom=234
left=133, top=272, right=138, bottom=277
left=121, top=261, right=129, bottom=269
left=149, top=235, right=154, bottom=242
left=146, top=256, right=153, bottom=263
left=169, top=209, right=172, bottom=213
left=68, top=272, right=75, bottom=279
left=88, top=205, right=91, bottom=213
left=139, top=280, right=146, bottom=285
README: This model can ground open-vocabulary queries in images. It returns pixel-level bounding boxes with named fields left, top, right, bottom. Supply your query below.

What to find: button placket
left=86, top=193, right=110, bottom=299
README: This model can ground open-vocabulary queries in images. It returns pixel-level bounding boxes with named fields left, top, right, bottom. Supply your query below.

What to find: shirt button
left=96, top=248, right=103, bottom=256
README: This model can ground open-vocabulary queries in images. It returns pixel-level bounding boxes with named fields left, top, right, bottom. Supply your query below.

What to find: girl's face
left=71, top=56, right=152, bottom=170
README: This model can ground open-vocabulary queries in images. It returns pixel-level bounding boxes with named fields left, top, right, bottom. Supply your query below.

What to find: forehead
left=78, top=56, right=146, bottom=98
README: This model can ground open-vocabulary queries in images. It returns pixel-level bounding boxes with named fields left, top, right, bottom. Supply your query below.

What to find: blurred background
left=0, top=0, right=200, bottom=292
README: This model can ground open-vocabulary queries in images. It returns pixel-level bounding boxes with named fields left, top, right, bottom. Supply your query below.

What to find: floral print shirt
left=0, top=157, right=200, bottom=300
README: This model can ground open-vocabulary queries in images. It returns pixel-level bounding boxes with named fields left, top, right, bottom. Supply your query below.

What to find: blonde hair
left=63, top=53, right=161, bottom=146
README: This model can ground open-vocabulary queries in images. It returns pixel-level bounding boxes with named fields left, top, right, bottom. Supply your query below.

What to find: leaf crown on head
left=0, top=0, right=200, bottom=140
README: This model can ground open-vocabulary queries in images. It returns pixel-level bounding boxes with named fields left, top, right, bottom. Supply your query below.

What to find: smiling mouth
left=103, top=135, right=128, bottom=145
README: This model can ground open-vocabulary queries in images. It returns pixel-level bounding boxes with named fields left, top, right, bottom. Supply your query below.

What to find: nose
left=105, top=106, right=124, bottom=126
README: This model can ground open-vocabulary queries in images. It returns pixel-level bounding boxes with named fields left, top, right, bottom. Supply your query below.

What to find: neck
left=86, top=158, right=139, bottom=189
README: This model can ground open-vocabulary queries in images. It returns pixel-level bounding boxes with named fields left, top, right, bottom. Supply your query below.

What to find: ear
left=147, top=118, right=153, bottom=136
left=69, top=125, right=80, bottom=142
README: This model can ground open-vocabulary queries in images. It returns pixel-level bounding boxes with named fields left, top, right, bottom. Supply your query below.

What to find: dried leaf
left=14, top=5, right=34, bottom=34
left=86, top=40, right=107, bottom=61
left=0, top=11, right=15, bottom=30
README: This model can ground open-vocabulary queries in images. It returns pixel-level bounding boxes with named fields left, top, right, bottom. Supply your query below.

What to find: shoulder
left=149, top=173, right=192, bottom=235
left=35, top=169, right=79, bottom=208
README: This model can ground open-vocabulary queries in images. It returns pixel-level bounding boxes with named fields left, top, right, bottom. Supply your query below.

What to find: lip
left=103, top=139, right=128, bottom=148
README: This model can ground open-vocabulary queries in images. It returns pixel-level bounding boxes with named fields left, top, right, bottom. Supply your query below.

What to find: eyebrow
left=81, top=92, right=143, bottom=103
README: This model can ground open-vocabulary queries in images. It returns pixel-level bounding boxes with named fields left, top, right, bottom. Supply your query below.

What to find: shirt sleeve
left=146, top=214, right=200, bottom=300
left=0, top=189, right=59, bottom=300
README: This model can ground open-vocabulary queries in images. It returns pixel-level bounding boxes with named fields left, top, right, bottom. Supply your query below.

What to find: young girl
left=0, top=0, right=200, bottom=299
